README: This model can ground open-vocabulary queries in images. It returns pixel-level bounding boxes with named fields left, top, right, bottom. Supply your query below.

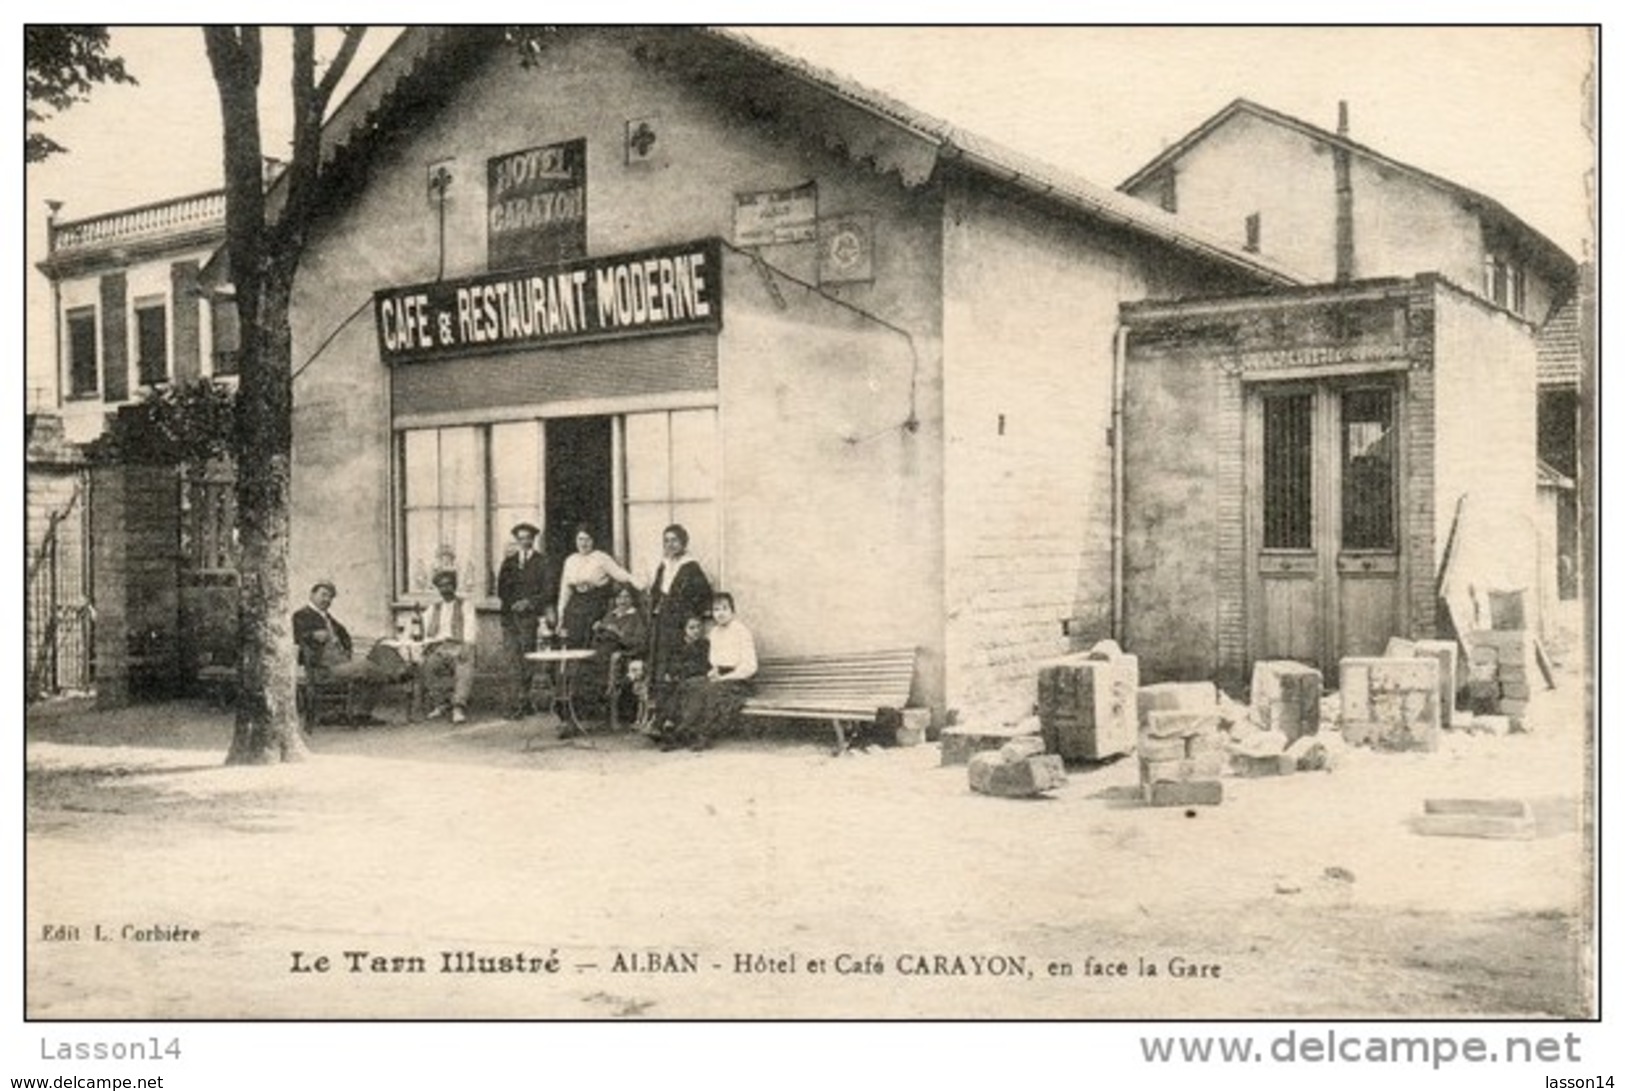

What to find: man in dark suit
left=292, top=578, right=387, bottom=725
left=496, top=522, right=557, bottom=718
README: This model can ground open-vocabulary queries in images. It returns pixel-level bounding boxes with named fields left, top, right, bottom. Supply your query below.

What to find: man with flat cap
left=496, top=522, right=558, bottom=718
left=292, top=578, right=387, bottom=726
left=422, top=566, right=474, bottom=724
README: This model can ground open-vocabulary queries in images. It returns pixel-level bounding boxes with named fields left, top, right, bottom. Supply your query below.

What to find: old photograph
left=19, top=21, right=1601, bottom=1057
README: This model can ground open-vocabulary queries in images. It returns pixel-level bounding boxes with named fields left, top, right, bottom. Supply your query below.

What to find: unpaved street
left=25, top=664, right=1591, bottom=1020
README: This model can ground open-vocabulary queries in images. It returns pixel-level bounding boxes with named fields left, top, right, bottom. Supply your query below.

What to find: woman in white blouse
left=557, top=524, right=635, bottom=649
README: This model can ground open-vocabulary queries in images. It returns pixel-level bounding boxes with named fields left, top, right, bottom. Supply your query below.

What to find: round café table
left=522, top=647, right=599, bottom=749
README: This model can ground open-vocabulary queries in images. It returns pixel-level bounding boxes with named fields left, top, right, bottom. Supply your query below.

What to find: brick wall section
left=1403, top=280, right=1438, bottom=640
left=1213, top=372, right=1248, bottom=688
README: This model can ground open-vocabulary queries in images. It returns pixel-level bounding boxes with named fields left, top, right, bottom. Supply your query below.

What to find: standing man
left=422, top=567, right=474, bottom=724
left=292, top=578, right=387, bottom=726
left=496, top=522, right=557, bottom=719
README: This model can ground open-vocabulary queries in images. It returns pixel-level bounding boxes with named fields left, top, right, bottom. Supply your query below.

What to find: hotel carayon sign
left=374, top=239, right=723, bottom=365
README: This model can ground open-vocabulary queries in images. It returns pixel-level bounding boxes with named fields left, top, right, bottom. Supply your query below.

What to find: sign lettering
left=374, top=239, right=723, bottom=365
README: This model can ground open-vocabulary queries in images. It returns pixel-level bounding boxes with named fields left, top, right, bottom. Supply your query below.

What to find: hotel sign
left=374, top=239, right=723, bottom=365
left=487, top=139, right=587, bottom=271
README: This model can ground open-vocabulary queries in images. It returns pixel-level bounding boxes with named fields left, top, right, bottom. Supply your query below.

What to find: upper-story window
left=1485, top=255, right=1527, bottom=316
left=135, top=298, right=169, bottom=386
left=66, top=307, right=98, bottom=399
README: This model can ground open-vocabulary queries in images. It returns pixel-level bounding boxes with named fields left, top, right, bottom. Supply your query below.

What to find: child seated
left=592, top=585, right=648, bottom=722
left=651, top=614, right=709, bottom=748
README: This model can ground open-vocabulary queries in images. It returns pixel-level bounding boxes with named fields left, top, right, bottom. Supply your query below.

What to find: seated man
left=422, top=567, right=475, bottom=725
left=292, top=578, right=388, bottom=726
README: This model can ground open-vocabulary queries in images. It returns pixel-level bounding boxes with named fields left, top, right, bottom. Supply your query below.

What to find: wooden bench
left=739, top=647, right=919, bottom=754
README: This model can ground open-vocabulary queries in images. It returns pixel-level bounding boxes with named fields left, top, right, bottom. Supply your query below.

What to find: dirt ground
left=24, top=630, right=1594, bottom=1020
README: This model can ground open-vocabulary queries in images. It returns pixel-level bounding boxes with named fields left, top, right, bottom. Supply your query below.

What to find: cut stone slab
left=1145, top=779, right=1223, bottom=807
left=999, top=737, right=1047, bottom=761
left=968, top=751, right=1067, bottom=797
left=1036, top=652, right=1139, bottom=761
left=1383, top=637, right=1417, bottom=659
left=1137, top=681, right=1217, bottom=725
left=1339, top=657, right=1440, bottom=752
left=1231, top=752, right=1295, bottom=777
left=1411, top=640, right=1459, bottom=729
left=1249, top=660, right=1322, bottom=742
left=1139, top=752, right=1226, bottom=785
left=940, top=725, right=1042, bottom=766
left=1414, top=798, right=1535, bottom=840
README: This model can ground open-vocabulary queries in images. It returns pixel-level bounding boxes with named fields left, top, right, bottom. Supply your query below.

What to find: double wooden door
left=1247, top=380, right=1403, bottom=674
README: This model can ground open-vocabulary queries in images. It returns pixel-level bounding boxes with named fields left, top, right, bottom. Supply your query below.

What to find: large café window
left=398, top=408, right=718, bottom=598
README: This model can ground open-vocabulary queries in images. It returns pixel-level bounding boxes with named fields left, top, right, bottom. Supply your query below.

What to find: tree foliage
left=25, top=26, right=136, bottom=162
left=84, top=379, right=236, bottom=467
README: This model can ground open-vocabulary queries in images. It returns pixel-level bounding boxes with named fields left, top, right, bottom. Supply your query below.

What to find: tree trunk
left=226, top=268, right=305, bottom=764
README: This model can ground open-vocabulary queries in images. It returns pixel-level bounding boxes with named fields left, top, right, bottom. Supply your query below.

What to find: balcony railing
left=51, top=190, right=226, bottom=253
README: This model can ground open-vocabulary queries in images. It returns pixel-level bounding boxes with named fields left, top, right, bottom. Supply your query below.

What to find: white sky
left=23, top=26, right=1597, bottom=253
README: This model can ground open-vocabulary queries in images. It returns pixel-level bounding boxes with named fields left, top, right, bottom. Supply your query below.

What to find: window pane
left=404, top=509, right=440, bottom=591
left=623, top=412, right=669, bottom=500
left=441, top=505, right=478, bottom=592
left=1263, top=393, right=1313, bottom=550
left=439, top=427, right=479, bottom=505
left=670, top=408, right=718, bottom=500
left=68, top=310, right=97, bottom=396
left=403, top=430, right=438, bottom=509
left=491, top=420, right=540, bottom=506
left=1341, top=389, right=1395, bottom=550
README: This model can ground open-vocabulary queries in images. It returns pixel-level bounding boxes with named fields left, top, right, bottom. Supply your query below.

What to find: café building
left=283, top=27, right=1392, bottom=723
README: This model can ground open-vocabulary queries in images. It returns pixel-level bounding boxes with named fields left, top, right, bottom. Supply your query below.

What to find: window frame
left=65, top=306, right=99, bottom=400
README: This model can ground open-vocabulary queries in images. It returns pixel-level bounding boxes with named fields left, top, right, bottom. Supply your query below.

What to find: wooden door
left=1248, top=381, right=1402, bottom=673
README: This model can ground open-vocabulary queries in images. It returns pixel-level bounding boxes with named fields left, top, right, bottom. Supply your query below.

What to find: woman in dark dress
left=646, top=523, right=713, bottom=698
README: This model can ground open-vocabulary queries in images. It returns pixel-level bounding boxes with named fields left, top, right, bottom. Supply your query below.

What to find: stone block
left=1339, top=657, right=1439, bottom=751
left=1141, top=709, right=1224, bottom=739
left=1466, top=679, right=1501, bottom=713
left=1284, top=735, right=1337, bottom=772
left=1136, top=734, right=1189, bottom=762
left=999, top=737, right=1047, bottom=761
left=1249, top=660, right=1322, bottom=742
left=1137, top=681, right=1217, bottom=725
left=940, top=725, right=1042, bottom=766
left=1383, top=637, right=1417, bottom=659
left=1037, top=653, right=1139, bottom=761
left=969, top=751, right=1067, bottom=797
left=1145, top=780, right=1223, bottom=807
left=1231, top=752, right=1295, bottom=777
left=1500, top=681, right=1531, bottom=701
left=1411, top=640, right=1459, bottom=730
left=875, top=707, right=930, bottom=747
left=1139, top=751, right=1226, bottom=784
left=1499, top=698, right=1529, bottom=716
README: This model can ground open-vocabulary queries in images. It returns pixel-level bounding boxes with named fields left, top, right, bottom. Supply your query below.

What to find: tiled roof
left=1536, top=295, right=1581, bottom=387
